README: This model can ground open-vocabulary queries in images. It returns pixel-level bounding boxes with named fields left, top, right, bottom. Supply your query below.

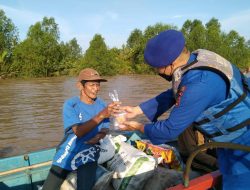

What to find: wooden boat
left=168, top=170, right=221, bottom=190
left=0, top=148, right=56, bottom=190
left=0, top=146, right=223, bottom=190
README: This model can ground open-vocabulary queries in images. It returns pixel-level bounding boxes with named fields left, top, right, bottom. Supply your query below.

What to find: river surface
left=0, top=75, right=170, bottom=158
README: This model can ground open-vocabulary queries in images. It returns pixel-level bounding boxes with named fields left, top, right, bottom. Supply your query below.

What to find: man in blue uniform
left=42, top=68, right=118, bottom=190
left=120, top=30, right=250, bottom=189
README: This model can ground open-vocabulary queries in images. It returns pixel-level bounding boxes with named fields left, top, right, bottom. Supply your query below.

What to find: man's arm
left=122, top=89, right=175, bottom=121
left=143, top=70, right=227, bottom=144
left=72, top=108, right=109, bottom=138
left=140, top=89, right=175, bottom=122
left=63, top=100, right=118, bottom=138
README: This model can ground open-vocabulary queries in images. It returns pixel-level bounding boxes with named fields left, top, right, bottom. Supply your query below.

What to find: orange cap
left=78, top=68, right=107, bottom=82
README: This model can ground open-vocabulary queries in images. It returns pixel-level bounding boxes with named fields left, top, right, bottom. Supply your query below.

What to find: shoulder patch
left=175, top=86, right=186, bottom=106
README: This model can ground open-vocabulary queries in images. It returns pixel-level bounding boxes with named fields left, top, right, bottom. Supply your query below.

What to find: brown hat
left=78, top=68, right=107, bottom=82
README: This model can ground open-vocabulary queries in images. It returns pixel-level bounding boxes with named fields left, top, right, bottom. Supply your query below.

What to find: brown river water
left=0, top=75, right=171, bottom=158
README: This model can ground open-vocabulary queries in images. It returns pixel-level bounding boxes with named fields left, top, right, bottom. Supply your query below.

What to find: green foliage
left=0, top=9, right=249, bottom=78
left=59, top=38, right=82, bottom=75
left=205, top=18, right=222, bottom=52
left=12, top=17, right=62, bottom=77
left=78, top=34, right=117, bottom=75
left=144, top=23, right=177, bottom=41
left=221, top=30, right=249, bottom=69
left=127, top=29, right=143, bottom=49
left=0, top=9, right=18, bottom=76
left=126, top=28, right=144, bottom=68
left=182, top=19, right=206, bottom=51
left=126, top=23, right=177, bottom=74
left=109, top=47, right=133, bottom=74
left=182, top=18, right=250, bottom=70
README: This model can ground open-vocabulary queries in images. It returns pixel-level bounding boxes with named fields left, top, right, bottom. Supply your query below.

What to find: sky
left=0, top=0, right=250, bottom=52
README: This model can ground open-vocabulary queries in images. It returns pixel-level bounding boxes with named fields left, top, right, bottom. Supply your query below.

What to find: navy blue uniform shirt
left=140, top=54, right=227, bottom=144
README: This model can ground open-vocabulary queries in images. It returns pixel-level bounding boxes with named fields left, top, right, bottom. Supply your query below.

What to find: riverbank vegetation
left=0, top=9, right=250, bottom=78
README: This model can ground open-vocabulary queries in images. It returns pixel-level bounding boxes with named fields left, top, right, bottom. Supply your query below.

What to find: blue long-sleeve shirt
left=140, top=54, right=227, bottom=144
left=140, top=55, right=250, bottom=189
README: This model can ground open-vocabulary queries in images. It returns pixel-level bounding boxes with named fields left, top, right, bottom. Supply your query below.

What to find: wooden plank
left=0, top=148, right=55, bottom=172
left=168, top=170, right=221, bottom=190
left=0, top=161, right=52, bottom=177
left=0, top=154, right=29, bottom=173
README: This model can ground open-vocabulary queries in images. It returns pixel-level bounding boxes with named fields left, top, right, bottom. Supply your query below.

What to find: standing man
left=120, top=30, right=250, bottom=189
left=42, top=68, right=118, bottom=190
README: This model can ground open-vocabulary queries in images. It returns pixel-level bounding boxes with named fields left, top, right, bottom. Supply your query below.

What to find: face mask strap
left=158, top=64, right=173, bottom=82
left=158, top=73, right=172, bottom=81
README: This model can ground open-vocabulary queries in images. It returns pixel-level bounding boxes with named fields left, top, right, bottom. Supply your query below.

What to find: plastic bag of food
left=109, top=90, right=127, bottom=130
left=107, top=140, right=157, bottom=190
left=135, top=140, right=183, bottom=170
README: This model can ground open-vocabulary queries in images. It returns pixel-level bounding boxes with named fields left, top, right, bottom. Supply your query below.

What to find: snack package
left=135, top=140, right=183, bottom=170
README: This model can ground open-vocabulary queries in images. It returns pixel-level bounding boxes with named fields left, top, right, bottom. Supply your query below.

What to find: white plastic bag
left=107, top=140, right=157, bottom=190
left=60, top=171, right=76, bottom=190
left=98, top=135, right=116, bottom=164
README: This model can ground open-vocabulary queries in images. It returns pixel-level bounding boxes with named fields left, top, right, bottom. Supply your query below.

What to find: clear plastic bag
left=109, top=90, right=126, bottom=130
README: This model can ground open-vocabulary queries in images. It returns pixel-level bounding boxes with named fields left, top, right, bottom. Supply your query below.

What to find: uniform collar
left=187, top=53, right=197, bottom=64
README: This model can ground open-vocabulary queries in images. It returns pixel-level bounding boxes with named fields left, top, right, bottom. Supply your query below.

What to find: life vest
left=172, top=49, right=250, bottom=142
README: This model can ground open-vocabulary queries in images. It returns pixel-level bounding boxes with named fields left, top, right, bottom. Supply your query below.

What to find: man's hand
left=85, top=128, right=109, bottom=144
left=99, top=102, right=121, bottom=119
left=121, top=106, right=143, bottom=119
left=99, top=128, right=109, bottom=134
left=119, top=121, right=144, bottom=133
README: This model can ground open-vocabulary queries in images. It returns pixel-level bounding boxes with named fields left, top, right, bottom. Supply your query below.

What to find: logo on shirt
left=71, top=147, right=98, bottom=170
left=56, top=136, right=77, bottom=164
left=175, top=86, right=186, bottom=106
left=79, top=113, right=83, bottom=121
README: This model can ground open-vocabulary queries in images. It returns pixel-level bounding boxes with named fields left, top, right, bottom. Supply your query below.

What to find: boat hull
left=0, top=148, right=55, bottom=190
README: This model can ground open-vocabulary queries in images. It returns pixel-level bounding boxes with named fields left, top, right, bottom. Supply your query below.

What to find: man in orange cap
left=42, top=68, right=118, bottom=190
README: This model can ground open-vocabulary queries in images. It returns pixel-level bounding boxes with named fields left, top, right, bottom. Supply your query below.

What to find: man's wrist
left=98, top=113, right=105, bottom=120
left=98, top=131, right=107, bottom=135
left=135, top=106, right=143, bottom=115
left=93, top=113, right=105, bottom=124
left=139, top=124, right=145, bottom=133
